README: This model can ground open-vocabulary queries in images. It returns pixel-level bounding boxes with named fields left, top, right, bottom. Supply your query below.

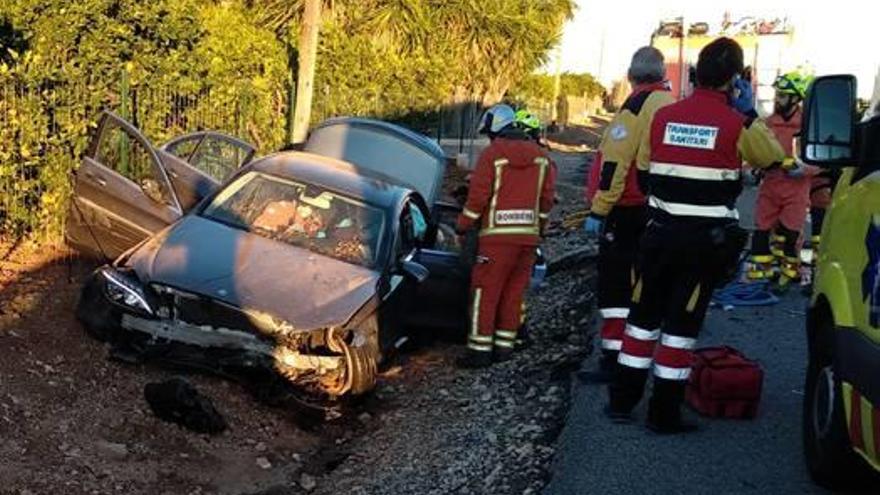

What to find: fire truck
left=650, top=16, right=795, bottom=115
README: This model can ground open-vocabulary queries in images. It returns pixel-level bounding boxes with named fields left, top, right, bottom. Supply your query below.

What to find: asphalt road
left=545, top=187, right=832, bottom=495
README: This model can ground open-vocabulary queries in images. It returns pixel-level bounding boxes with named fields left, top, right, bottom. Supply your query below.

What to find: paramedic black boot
left=606, top=365, right=650, bottom=423
left=577, top=351, right=618, bottom=385
left=647, top=378, right=698, bottom=434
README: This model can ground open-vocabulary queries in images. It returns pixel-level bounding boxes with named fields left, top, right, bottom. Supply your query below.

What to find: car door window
left=189, top=137, right=250, bottom=181
left=96, top=120, right=174, bottom=207
left=165, top=136, right=202, bottom=162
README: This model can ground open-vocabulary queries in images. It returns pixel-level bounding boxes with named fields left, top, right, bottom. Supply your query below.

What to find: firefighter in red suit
left=456, top=104, right=557, bottom=368
left=608, top=38, right=787, bottom=433
left=747, top=71, right=815, bottom=289
left=580, top=47, right=675, bottom=383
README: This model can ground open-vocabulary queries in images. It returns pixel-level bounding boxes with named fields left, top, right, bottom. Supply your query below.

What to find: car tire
left=75, top=272, right=121, bottom=342
left=803, top=320, right=875, bottom=489
left=346, top=337, right=378, bottom=396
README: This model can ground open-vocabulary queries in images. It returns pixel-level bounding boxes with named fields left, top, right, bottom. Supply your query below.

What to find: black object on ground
left=144, top=378, right=228, bottom=434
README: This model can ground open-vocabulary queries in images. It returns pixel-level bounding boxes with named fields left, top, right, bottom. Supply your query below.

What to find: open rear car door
left=66, top=112, right=257, bottom=260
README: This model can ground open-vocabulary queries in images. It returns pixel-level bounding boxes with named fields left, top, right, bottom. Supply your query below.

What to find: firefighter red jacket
left=456, top=132, right=556, bottom=246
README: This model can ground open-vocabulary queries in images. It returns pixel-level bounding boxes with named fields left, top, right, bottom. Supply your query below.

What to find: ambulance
left=801, top=74, right=880, bottom=488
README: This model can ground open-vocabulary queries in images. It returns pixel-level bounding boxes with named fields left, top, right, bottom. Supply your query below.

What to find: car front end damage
left=77, top=266, right=379, bottom=398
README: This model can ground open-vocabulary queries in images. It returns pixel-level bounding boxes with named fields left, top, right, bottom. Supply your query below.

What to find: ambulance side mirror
left=800, top=75, right=857, bottom=167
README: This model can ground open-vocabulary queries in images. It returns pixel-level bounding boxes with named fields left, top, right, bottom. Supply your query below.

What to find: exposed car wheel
left=803, top=317, right=875, bottom=489
left=75, top=272, right=121, bottom=342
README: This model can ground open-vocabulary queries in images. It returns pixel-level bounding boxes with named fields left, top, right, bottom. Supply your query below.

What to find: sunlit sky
left=558, top=0, right=880, bottom=97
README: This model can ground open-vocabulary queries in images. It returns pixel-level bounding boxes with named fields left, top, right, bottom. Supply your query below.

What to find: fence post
left=118, top=67, right=131, bottom=175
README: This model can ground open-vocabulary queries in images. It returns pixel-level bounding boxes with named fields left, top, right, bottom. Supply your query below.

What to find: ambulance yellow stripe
left=861, top=395, right=876, bottom=460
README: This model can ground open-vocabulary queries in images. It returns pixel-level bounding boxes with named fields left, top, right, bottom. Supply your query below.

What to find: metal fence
left=0, top=73, right=287, bottom=244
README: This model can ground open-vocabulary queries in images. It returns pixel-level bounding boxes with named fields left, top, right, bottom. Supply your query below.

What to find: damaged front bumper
left=119, top=313, right=352, bottom=396
left=79, top=268, right=377, bottom=397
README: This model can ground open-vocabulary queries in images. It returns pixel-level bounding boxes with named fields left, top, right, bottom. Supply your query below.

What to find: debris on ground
left=144, top=378, right=228, bottom=435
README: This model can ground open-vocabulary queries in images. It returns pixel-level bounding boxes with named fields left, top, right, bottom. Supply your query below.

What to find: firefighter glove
left=730, top=78, right=756, bottom=116
left=583, top=214, right=604, bottom=236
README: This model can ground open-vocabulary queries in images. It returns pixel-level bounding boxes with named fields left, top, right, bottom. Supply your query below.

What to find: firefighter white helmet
left=478, top=104, right=516, bottom=134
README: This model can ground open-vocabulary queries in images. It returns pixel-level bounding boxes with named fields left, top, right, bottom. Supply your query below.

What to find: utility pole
left=551, top=45, right=562, bottom=123
left=292, top=0, right=322, bottom=144
left=597, top=27, right=606, bottom=86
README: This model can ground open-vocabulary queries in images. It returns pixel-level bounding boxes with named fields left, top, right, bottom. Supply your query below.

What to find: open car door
left=161, top=131, right=255, bottom=181
left=159, top=132, right=256, bottom=211
left=66, top=112, right=182, bottom=261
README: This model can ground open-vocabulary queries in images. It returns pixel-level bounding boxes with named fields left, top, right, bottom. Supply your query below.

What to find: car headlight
left=101, top=268, right=155, bottom=316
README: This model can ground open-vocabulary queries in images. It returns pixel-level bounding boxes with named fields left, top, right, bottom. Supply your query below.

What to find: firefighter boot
left=646, top=378, right=698, bottom=434
left=577, top=350, right=618, bottom=385
left=747, top=230, right=774, bottom=281
left=456, top=349, right=493, bottom=369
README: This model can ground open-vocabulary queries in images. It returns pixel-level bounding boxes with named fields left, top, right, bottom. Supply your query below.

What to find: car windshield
left=201, top=172, right=385, bottom=268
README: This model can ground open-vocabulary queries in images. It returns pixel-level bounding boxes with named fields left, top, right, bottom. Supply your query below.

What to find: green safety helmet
left=514, top=109, right=542, bottom=130
left=773, top=71, right=813, bottom=99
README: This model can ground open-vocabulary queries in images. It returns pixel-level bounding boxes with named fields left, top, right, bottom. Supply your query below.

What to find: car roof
left=246, top=151, right=410, bottom=209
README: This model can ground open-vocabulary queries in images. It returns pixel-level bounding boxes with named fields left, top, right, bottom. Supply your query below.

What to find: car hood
left=126, top=215, right=380, bottom=330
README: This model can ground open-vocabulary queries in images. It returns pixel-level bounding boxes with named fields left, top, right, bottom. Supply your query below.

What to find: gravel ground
left=0, top=123, right=604, bottom=495
left=305, top=145, right=602, bottom=495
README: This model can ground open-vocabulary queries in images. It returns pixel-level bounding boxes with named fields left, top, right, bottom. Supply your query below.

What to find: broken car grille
left=151, top=284, right=261, bottom=334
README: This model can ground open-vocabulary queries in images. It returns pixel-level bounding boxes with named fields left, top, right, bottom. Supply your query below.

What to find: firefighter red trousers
left=755, top=173, right=810, bottom=233
left=468, top=243, right=536, bottom=353
left=609, top=221, right=723, bottom=417
left=597, top=205, right=648, bottom=353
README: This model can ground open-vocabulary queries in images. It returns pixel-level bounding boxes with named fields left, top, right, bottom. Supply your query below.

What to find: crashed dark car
left=66, top=112, right=509, bottom=398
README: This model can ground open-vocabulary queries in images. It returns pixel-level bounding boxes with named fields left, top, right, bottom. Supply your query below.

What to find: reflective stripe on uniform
left=468, top=342, right=493, bottom=353
left=654, top=363, right=692, bottom=380
left=650, top=162, right=741, bottom=181
left=600, top=308, right=629, bottom=319
left=625, top=324, right=661, bottom=341
left=618, top=352, right=653, bottom=369
left=462, top=208, right=481, bottom=219
left=495, top=329, right=517, bottom=341
left=539, top=212, right=550, bottom=220
left=487, top=159, right=507, bottom=229
left=750, top=254, right=775, bottom=264
left=494, top=339, right=516, bottom=349
left=660, top=334, right=697, bottom=350
left=469, top=334, right=493, bottom=345
left=649, top=196, right=739, bottom=219
left=471, top=288, right=483, bottom=339
left=480, top=226, right=540, bottom=236
left=602, top=339, right=623, bottom=351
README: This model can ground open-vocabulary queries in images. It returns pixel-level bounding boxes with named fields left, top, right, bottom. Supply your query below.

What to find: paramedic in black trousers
left=607, top=37, right=787, bottom=433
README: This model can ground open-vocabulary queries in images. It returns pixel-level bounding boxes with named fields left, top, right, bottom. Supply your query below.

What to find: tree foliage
left=0, top=0, right=575, bottom=239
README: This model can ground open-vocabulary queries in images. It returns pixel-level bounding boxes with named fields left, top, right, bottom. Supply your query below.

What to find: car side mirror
left=396, top=259, right=429, bottom=284
left=800, top=75, right=858, bottom=167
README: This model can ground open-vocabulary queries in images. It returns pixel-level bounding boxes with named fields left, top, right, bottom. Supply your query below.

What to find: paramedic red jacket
left=457, top=131, right=556, bottom=245
left=644, top=88, right=785, bottom=222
